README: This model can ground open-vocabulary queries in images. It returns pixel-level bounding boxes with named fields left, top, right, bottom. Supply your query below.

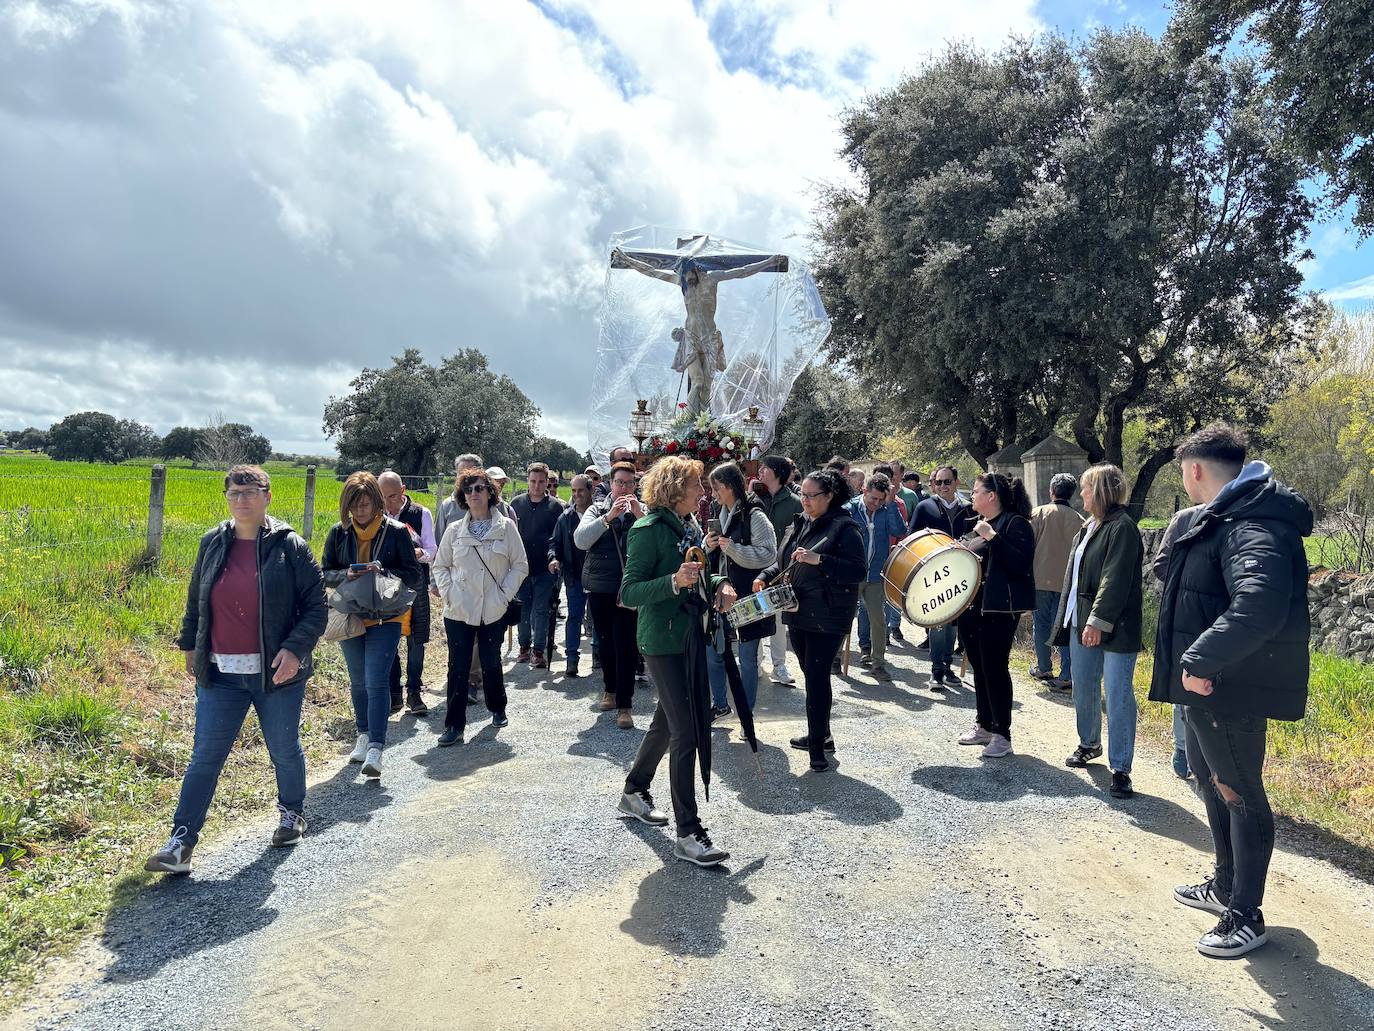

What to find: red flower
left=650, top=437, right=662, bottom=449
left=678, top=402, right=688, bottom=409
left=708, top=445, right=723, bottom=459
left=686, top=439, right=697, bottom=450
left=665, top=440, right=679, bottom=453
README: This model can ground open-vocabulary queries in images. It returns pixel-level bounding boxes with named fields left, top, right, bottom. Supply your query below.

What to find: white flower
left=721, top=437, right=735, bottom=450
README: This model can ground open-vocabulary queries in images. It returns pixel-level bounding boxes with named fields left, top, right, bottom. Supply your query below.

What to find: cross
left=610, top=234, right=789, bottom=415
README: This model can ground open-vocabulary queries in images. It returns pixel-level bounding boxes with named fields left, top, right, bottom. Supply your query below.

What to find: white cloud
left=1324, top=274, right=1374, bottom=303
left=0, top=0, right=1041, bottom=454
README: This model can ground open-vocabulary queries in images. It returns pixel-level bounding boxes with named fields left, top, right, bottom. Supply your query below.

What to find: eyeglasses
left=800, top=490, right=828, bottom=500
left=462, top=484, right=489, bottom=495
left=931, top=479, right=953, bottom=486
left=225, top=488, right=266, bottom=501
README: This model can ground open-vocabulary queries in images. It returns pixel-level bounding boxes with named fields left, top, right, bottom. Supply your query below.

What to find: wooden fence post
left=303, top=465, right=317, bottom=541
left=146, top=464, right=167, bottom=562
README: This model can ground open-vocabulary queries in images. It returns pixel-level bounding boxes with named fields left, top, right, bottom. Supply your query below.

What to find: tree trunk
left=1128, top=444, right=1177, bottom=519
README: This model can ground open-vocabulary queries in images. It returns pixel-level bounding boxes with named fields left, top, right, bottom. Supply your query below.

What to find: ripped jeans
left=1182, top=706, right=1274, bottom=912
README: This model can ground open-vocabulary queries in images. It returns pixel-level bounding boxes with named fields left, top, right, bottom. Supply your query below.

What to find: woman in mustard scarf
left=322, top=472, right=424, bottom=779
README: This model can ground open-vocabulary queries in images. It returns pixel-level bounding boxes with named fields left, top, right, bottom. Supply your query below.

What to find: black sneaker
left=1066, top=744, right=1103, bottom=768
left=890, top=626, right=904, bottom=643
left=144, top=828, right=193, bottom=874
left=1198, top=908, right=1267, bottom=958
left=1109, top=771, right=1134, bottom=798
left=710, top=705, right=732, bottom=723
left=858, top=653, right=873, bottom=667
left=389, top=697, right=404, bottom=715
left=565, top=658, right=580, bottom=678
left=271, top=805, right=307, bottom=847
left=405, top=691, right=428, bottom=716
left=831, top=658, right=842, bottom=675
left=1174, top=876, right=1230, bottom=916
left=1048, top=677, right=1073, bottom=694
left=929, top=668, right=947, bottom=692
left=437, top=726, right=463, bottom=747
left=789, top=734, right=836, bottom=752
left=942, top=668, right=962, bottom=687
left=809, top=757, right=832, bottom=772
left=491, top=711, right=509, bottom=728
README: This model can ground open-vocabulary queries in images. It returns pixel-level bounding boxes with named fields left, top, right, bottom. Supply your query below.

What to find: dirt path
left=6, top=640, right=1373, bottom=1031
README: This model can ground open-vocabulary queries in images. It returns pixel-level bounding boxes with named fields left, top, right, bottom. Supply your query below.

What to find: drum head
left=901, top=545, right=982, bottom=627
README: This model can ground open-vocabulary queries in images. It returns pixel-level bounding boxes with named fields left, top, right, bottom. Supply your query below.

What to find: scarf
left=352, top=514, right=383, bottom=563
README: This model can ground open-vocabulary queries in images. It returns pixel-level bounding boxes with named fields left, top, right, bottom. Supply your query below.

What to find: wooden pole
left=145, top=464, right=167, bottom=562
left=303, top=465, right=317, bottom=542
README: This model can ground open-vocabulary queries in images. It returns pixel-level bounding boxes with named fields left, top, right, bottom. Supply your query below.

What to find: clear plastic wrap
left=587, top=225, right=831, bottom=466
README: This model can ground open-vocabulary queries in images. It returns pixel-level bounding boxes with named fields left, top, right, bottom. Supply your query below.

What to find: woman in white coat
left=433, top=468, right=528, bottom=745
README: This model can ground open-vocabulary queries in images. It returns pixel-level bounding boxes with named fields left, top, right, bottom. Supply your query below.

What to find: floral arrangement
left=644, top=405, right=745, bottom=464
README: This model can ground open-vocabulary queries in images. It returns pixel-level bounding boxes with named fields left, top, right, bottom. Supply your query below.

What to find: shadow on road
left=714, top=739, right=905, bottom=825
left=1236, top=926, right=1374, bottom=1028
left=618, top=821, right=764, bottom=958
left=411, top=722, right=515, bottom=781
left=911, top=756, right=1211, bottom=852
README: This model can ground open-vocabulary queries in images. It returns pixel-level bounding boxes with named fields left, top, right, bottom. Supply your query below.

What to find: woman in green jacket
left=1053, top=464, right=1144, bottom=799
left=616, top=456, right=736, bottom=867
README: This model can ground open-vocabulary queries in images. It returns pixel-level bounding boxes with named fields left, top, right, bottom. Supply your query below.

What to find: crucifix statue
left=610, top=234, right=789, bottom=415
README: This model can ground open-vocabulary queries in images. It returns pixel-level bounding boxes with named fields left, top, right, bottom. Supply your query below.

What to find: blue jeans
left=708, top=628, right=760, bottom=711
left=1032, top=589, right=1072, bottom=679
left=884, top=601, right=900, bottom=631
left=564, top=577, right=590, bottom=659
left=928, top=622, right=956, bottom=673
left=340, top=621, right=404, bottom=749
left=517, top=571, right=555, bottom=649
left=172, top=666, right=306, bottom=846
left=1069, top=635, right=1138, bottom=774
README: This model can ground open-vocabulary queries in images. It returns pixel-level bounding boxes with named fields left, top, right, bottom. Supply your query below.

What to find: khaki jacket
left=1029, top=500, right=1084, bottom=592
left=433, top=512, right=529, bottom=626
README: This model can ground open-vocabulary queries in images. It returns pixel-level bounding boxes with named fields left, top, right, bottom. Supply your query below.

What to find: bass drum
left=881, top=530, right=982, bottom=628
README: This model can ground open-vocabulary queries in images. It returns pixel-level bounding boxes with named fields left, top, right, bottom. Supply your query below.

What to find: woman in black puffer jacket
left=956, top=472, right=1036, bottom=759
left=756, top=469, right=865, bottom=772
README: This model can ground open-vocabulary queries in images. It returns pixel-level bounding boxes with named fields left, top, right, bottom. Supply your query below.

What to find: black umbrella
left=680, top=584, right=714, bottom=800
left=713, top=618, right=759, bottom=755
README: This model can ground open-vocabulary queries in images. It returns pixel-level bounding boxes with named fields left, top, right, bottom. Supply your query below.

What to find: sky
left=1, top=0, right=1368, bottom=456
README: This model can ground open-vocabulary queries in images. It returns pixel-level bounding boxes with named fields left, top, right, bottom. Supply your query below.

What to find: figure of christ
left=610, top=236, right=788, bottom=415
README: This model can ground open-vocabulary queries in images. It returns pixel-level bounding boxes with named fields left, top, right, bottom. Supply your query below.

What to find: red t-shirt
left=210, top=539, right=261, bottom=655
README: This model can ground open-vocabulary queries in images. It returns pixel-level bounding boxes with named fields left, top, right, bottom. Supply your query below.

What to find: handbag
left=473, top=546, right=522, bottom=628
left=322, top=598, right=366, bottom=642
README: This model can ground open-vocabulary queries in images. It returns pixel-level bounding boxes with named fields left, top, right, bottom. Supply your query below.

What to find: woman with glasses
left=145, top=466, right=327, bottom=875
left=432, top=468, right=528, bottom=745
left=956, top=473, right=1036, bottom=758
left=321, top=471, right=424, bottom=779
left=575, top=460, right=645, bottom=728
left=756, top=469, right=865, bottom=772
left=1055, top=464, right=1144, bottom=798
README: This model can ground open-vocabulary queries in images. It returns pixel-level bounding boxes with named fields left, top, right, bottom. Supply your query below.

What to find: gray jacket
left=574, top=497, right=638, bottom=594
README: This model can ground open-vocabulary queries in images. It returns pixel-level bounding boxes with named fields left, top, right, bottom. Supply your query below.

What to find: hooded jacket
left=1148, top=463, right=1312, bottom=721
left=177, top=517, right=327, bottom=691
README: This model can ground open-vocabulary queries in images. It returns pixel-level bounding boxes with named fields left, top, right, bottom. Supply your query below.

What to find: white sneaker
left=958, top=724, right=993, bottom=746
left=981, top=734, right=1013, bottom=758
left=361, top=747, right=382, bottom=778
left=673, top=827, right=729, bottom=867
left=348, top=732, right=368, bottom=763
left=771, top=668, right=796, bottom=686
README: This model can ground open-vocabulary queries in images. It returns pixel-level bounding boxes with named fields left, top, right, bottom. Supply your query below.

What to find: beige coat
left=432, top=512, right=529, bottom=626
left=1029, top=500, right=1085, bottom=592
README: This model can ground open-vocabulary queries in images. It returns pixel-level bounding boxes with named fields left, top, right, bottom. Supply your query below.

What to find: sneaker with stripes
left=1173, top=876, right=1230, bottom=916
left=1197, top=908, right=1267, bottom=958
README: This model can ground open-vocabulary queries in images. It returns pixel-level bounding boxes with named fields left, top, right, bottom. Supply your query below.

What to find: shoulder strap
left=471, top=544, right=509, bottom=603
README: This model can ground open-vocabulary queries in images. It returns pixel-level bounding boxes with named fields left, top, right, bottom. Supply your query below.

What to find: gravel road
left=6, top=631, right=1373, bottom=1031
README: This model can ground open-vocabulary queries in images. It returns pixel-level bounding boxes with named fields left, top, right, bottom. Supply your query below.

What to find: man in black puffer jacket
left=1150, top=425, right=1312, bottom=961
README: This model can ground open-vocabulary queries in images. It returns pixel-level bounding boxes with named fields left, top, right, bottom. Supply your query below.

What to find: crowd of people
left=145, top=423, right=1312, bottom=960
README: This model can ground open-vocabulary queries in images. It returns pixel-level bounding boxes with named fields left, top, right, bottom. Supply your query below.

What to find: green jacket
left=619, top=507, right=726, bottom=656
left=756, top=484, right=802, bottom=544
left=1051, top=506, right=1144, bottom=653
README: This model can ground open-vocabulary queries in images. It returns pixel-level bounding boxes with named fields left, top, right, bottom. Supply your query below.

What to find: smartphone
left=349, top=563, right=370, bottom=572
left=707, top=518, right=722, bottom=537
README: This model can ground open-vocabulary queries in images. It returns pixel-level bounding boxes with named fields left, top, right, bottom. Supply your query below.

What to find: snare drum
left=881, top=530, right=982, bottom=627
left=725, top=582, right=798, bottom=629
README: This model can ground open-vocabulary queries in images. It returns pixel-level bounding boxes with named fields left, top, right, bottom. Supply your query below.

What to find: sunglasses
left=462, top=484, right=489, bottom=495
left=932, top=479, right=953, bottom=486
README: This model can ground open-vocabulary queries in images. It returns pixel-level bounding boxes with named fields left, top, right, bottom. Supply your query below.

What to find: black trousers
left=388, top=593, right=430, bottom=703
left=443, top=618, right=506, bottom=732
left=586, top=591, right=640, bottom=708
left=958, top=610, right=1019, bottom=739
left=625, top=653, right=701, bottom=837
left=788, top=627, right=845, bottom=761
left=1183, top=706, right=1274, bottom=911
